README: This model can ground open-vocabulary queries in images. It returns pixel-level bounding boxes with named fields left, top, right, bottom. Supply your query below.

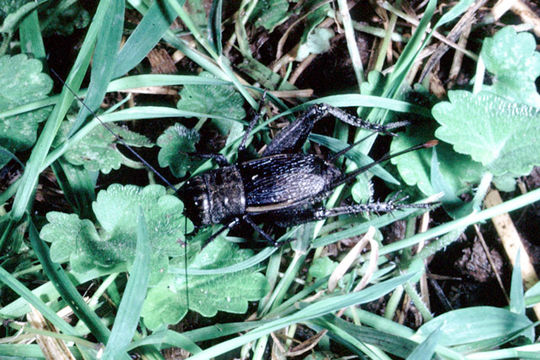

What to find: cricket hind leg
left=238, top=92, right=268, bottom=158
left=312, top=200, right=432, bottom=221
left=262, top=104, right=409, bottom=157
left=265, top=199, right=432, bottom=227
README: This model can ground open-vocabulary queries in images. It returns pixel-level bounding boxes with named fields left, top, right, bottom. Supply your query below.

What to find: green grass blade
left=1, top=263, right=127, bottom=319
left=186, top=272, right=417, bottom=359
left=416, top=306, right=533, bottom=351
left=380, top=188, right=540, bottom=256
left=114, top=0, right=177, bottom=77
left=102, top=208, right=151, bottom=360
left=407, top=325, right=441, bottom=360
left=0, top=74, right=232, bottom=121
left=385, top=0, right=437, bottom=91
left=50, top=159, right=96, bottom=219
left=28, top=220, right=112, bottom=344
left=208, top=0, right=223, bottom=55
left=0, top=344, right=84, bottom=359
left=6, top=0, right=112, bottom=248
left=0, top=265, right=76, bottom=336
left=126, top=329, right=202, bottom=354
left=337, top=0, right=363, bottom=86
left=19, top=9, right=45, bottom=59
left=70, top=0, right=124, bottom=134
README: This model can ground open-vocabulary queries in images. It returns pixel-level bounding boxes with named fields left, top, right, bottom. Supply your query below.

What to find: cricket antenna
left=327, top=132, right=377, bottom=163
left=49, top=69, right=181, bottom=196
left=49, top=69, right=191, bottom=311
left=331, top=140, right=438, bottom=188
left=184, top=216, right=190, bottom=310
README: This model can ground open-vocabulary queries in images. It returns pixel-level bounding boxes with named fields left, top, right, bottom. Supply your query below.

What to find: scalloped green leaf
left=42, top=1, right=90, bottom=36
left=391, top=120, right=483, bottom=197
left=480, top=26, right=540, bottom=107
left=157, top=123, right=200, bottom=178
left=40, top=184, right=193, bottom=283
left=0, top=54, right=53, bottom=160
left=39, top=212, right=96, bottom=272
left=250, top=0, right=290, bottom=31
left=141, top=238, right=269, bottom=330
left=301, top=0, right=331, bottom=43
left=61, top=120, right=153, bottom=174
left=296, top=28, right=334, bottom=61
left=433, top=91, right=540, bottom=177
left=177, top=72, right=245, bottom=121
left=176, top=72, right=245, bottom=138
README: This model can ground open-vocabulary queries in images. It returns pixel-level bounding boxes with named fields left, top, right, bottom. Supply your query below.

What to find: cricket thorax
left=182, top=165, right=246, bottom=226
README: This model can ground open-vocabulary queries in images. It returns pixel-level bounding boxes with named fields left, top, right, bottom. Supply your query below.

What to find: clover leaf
left=141, top=238, right=269, bottom=330
left=433, top=91, right=540, bottom=178
left=480, top=26, right=540, bottom=107
left=60, top=120, right=153, bottom=174
left=0, top=54, right=53, bottom=167
left=157, top=123, right=200, bottom=178
left=40, top=184, right=193, bottom=283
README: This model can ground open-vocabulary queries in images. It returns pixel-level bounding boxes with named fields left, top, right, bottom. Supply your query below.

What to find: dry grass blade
left=328, top=226, right=375, bottom=292
left=26, top=306, right=76, bottom=360
left=484, top=189, right=540, bottom=320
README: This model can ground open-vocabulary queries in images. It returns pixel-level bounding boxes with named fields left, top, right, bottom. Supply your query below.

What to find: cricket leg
left=267, top=200, right=432, bottom=227
left=312, top=201, right=432, bottom=220
left=262, top=104, right=408, bottom=157
left=243, top=215, right=283, bottom=246
left=201, top=217, right=241, bottom=248
left=238, top=91, right=268, bottom=162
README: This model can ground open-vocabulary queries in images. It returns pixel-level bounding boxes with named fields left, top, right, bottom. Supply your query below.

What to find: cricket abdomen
left=239, top=154, right=341, bottom=212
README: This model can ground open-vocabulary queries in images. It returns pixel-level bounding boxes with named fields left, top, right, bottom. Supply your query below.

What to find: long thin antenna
left=50, top=68, right=190, bottom=310
left=331, top=140, right=438, bottom=189
left=184, top=215, right=190, bottom=310
left=327, top=132, right=377, bottom=163
left=50, top=69, right=181, bottom=195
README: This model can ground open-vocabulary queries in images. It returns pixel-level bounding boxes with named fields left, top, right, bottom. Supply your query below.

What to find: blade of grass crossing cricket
left=102, top=208, right=151, bottom=360
left=49, top=69, right=192, bottom=314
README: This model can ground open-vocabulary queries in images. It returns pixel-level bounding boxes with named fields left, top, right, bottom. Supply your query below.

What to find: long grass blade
left=102, top=208, right=151, bottom=359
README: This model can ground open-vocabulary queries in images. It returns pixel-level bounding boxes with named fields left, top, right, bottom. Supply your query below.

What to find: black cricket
left=181, top=102, right=434, bottom=246
left=51, top=70, right=433, bottom=246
